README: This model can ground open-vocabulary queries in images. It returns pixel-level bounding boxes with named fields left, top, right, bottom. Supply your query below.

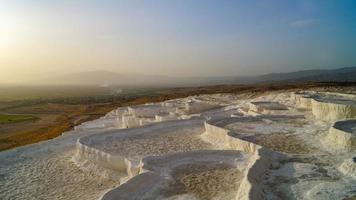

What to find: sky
left=0, top=0, right=356, bottom=84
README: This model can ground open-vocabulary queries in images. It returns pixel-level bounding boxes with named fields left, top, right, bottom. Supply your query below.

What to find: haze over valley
left=9, top=66, right=356, bottom=87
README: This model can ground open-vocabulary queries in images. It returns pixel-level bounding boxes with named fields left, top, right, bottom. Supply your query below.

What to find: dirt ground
left=0, top=103, right=113, bottom=151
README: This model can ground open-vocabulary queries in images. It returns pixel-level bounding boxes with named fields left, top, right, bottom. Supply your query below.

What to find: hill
left=36, top=67, right=356, bottom=86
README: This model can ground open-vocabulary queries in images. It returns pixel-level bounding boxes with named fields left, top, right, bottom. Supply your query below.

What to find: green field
left=0, top=114, right=38, bottom=124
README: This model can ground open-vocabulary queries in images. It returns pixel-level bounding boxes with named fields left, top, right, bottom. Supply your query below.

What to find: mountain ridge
left=36, top=66, right=356, bottom=86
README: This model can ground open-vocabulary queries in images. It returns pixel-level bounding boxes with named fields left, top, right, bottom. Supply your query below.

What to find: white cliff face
left=293, top=91, right=314, bottom=109
left=311, top=93, right=356, bottom=121
left=1, top=90, right=356, bottom=200
left=293, top=91, right=356, bottom=121
left=311, top=98, right=356, bottom=121
left=249, top=101, right=288, bottom=113
left=339, top=158, right=356, bottom=178
left=324, top=119, right=356, bottom=152
left=101, top=150, right=248, bottom=200
left=73, top=119, right=212, bottom=183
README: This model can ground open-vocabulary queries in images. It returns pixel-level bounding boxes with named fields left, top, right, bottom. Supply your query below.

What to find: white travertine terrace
left=293, top=91, right=314, bottom=109
left=339, top=157, right=356, bottom=178
left=73, top=108, right=127, bottom=131
left=323, top=92, right=356, bottom=99
left=1, top=90, right=356, bottom=200
left=101, top=150, right=249, bottom=200
left=249, top=101, right=288, bottom=113
left=64, top=92, right=354, bottom=200
left=184, top=100, right=221, bottom=114
left=202, top=117, right=281, bottom=200
left=292, top=91, right=356, bottom=121
left=73, top=96, right=286, bottom=200
left=73, top=119, right=212, bottom=181
left=325, top=119, right=356, bottom=151
left=117, top=99, right=221, bottom=129
left=311, top=95, right=356, bottom=121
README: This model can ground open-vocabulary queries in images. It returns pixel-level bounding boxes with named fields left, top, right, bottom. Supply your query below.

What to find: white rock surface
left=324, top=119, right=356, bottom=151
left=102, top=150, right=248, bottom=200
left=1, top=90, right=356, bottom=200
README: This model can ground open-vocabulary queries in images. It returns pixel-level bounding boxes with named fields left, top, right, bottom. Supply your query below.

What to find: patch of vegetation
left=0, top=114, right=38, bottom=124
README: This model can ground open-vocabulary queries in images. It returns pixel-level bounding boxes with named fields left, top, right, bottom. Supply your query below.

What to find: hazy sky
left=1, top=0, right=356, bottom=83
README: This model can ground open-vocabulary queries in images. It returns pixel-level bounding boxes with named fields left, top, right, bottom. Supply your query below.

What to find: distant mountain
left=256, top=67, right=356, bottom=83
left=38, top=67, right=356, bottom=87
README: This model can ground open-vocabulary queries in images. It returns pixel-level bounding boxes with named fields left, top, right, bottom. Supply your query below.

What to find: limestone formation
left=294, top=92, right=314, bottom=109
left=248, top=101, right=288, bottom=116
left=311, top=96, right=356, bottom=121
left=68, top=92, right=356, bottom=199
left=1, top=91, right=356, bottom=200
left=292, top=91, right=356, bottom=121
left=325, top=119, right=356, bottom=151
